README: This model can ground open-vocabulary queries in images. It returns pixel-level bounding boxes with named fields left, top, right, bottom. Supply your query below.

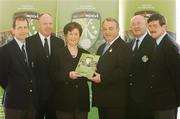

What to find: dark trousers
left=154, top=108, right=177, bottom=119
left=56, top=110, right=88, bottom=119
left=36, top=100, right=56, bottom=119
left=5, top=108, right=36, bottom=119
left=98, top=107, right=126, bottom=119
left=127, top=99, right=177, bottom=119
left=127, top=100, right=154, bottom=119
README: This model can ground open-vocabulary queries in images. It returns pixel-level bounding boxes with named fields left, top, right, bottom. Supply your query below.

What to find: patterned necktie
left=133, top=39, right=139, bottom=54
left=44, top=38, right=49, bottom=58
left=102, top=42, right=110, bottom=55
left=21, top=44, right=28, bottom=65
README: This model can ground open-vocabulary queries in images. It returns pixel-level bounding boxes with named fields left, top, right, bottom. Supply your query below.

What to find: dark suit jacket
left=128, top=34, right=155, bottom=103
left=0, top=39, right=38, bottom=109
left=147, top=34, right=180, bottom=110
left=50, top=46, right=90, bottom=112
left=92, top=37, right=131, bottom=108
left=26, top=33, right=64, bottom=100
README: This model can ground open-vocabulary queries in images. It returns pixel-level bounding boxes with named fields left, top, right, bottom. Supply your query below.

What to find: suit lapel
left=137, top=35, right=148, bottom=52
left=12, top=39, right=29, bottom=69
left=134, top=34, right=150, bottom=55
left=100, top=37, right=120, bottom=56
left=35, top=33, right=49, bottom=60
left=36, top=33, right=45, bottom=53
left=157, top=34, right=167, bottom=48
left=50, top=35, right=54, bottom=57
left=131, top=40, right=135, bottom=50
left=98, top=43, right=106, bottom=56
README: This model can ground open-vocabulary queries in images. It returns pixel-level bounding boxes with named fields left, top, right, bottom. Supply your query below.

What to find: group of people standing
left=0, top=12, right=180, bottom=119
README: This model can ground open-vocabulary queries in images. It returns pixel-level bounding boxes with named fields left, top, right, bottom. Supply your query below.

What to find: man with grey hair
left=127, top=14, right=156, bottom=119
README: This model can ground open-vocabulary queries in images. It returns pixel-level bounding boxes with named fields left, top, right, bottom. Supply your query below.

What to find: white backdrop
left=176, top=0, right=180, bottom=117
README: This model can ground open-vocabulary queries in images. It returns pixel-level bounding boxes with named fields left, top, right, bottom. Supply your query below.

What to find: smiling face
left=12, top=18, right=29, bottom=42
left=148, top=20, right=166, bottom=39
left=66, top=28, right=80, bottom=47
left=102, top=20, right=119, bottom=42
left=131, top=15, right=147, bottom=38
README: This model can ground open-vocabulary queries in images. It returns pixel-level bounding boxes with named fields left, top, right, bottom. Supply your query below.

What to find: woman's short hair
left=63, top=22, right=83, bottom=36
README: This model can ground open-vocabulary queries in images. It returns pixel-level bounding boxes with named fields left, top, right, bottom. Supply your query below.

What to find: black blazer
left=147, top=34, right=180, bottom=110
left=26, top=33, right=64, bottom=100
left=128, top=34, right=155, bottom=103
left=50, top=46, right=90, bottom=112
left=0, top=39, right=38, bottom=109
left=92, top=37, right=131, bottom=108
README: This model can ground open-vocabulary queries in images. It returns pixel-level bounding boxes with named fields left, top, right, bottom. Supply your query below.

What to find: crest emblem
left=71, top=11, right=101, bottom=52
left=142, top=55, right=149, bottom=63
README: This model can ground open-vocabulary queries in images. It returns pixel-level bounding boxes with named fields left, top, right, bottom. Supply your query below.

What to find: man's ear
left=162, top=25, right=167, bottom=31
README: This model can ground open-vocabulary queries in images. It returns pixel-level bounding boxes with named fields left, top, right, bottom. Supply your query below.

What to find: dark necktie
left=133, top=39, right=139, bottom=54
left=44, top=38, right=49, bottom=58
left=102, top=42, right=110, bottom=55
left=21, top=44, right=28, bottom=65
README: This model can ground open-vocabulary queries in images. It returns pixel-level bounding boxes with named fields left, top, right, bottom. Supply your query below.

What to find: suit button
left=30, top=80, right=33, bottom=83
left=30, top=89, right=33, bottom=92
left=75, top=85, right=78, bottom=88
left=150, top=86, right=153, bottom=89
left=129, top=74, right=133, bottom=77
left=129, top=82, right=133, bottom=86
left=152, top=75, right=155, bottom=78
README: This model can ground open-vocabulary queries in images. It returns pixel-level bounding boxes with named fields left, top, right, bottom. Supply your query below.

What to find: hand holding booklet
left=75, top=53, right=100, bottom=79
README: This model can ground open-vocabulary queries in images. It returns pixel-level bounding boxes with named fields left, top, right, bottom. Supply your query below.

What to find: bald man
left=127, top=15, right=156, bottom=119
left=26, top=13, right=64, bottom=119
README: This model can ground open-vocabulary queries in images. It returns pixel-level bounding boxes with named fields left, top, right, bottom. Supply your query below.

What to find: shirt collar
left=156, top=32, right=167, bottom=45
left=38, top=32, right=50, bottom=44
left=106, top=35, right=119, bottom=46
left=14, top=37, right=25, bottom=50
left=136, top=32, right=147, bottom=45
left=133, top=32, right=147, bottom=50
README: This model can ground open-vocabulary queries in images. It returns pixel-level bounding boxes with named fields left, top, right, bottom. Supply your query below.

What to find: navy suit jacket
left=147, top=34, right=180, bottom=110
left=26, top=33, right=64, bottom=100
left=0, top=39, right=38, bottom=109
left=128, top=34, right=155, bottom=103
left=50, top=47, right=90, bottom=111
left=92, top=37, right=131, bottom=108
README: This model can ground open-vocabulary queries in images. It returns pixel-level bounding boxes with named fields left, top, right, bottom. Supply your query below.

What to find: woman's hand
left=69, top=71, right=80, bottom=80
left=89, top=72, right=101, bottom=83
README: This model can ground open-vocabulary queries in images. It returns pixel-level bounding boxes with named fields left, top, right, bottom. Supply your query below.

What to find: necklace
left=68, top=46, right=78, bottom=58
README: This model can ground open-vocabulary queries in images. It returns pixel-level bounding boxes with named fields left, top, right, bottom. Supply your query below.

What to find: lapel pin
left=109, top=48, right=112, bottom=52
left=142, top=55, right=149, bottom=63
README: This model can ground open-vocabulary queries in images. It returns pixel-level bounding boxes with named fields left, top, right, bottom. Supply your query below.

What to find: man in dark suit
left=90, top=17, right=131, bottom=119
left=127, top=15, right=156, bottom=119
left=26, top=13, right=64, bottom=119
left=0, top=15, right=38, bottom=119
left=146, top=13, right=180, bottom=119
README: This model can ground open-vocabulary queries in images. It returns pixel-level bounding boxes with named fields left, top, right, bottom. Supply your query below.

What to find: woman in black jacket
left=50, top=22, right=90, bottom=119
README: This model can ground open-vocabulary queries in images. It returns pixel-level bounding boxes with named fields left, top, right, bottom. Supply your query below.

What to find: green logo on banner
left=72, top=11, right=101, bottom=53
